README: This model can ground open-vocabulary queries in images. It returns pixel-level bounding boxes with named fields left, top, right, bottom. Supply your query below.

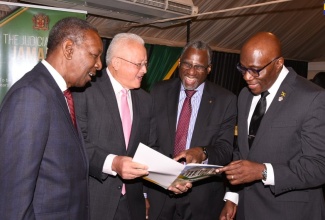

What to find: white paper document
left=133, top=143, right=223, bottom=189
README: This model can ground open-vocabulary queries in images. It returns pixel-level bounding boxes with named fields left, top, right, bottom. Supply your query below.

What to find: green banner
left=0, top=2, right=86, bottom=102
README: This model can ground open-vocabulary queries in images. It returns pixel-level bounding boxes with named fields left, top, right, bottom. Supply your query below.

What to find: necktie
left=174, top=90, right=196, bottom=157
left=120, top=88, right=132, bottom=194
left=248, top=91, right=269, bottom=147
left=63, top=89, right=77, bottom=128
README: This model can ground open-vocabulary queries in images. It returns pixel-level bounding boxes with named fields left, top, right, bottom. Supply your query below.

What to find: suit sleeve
left=271, top=90, right=325, bottom=195
left=0, top=87, right=50, bottom=219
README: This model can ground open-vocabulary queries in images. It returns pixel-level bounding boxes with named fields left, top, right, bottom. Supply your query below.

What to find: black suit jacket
left=73, top=69, right=156, bottom=220
left=0, top=62, right=89, bottom=219
left=234, top=67, right=325, bottom=220
left=148, top=78, right=237, bottom=220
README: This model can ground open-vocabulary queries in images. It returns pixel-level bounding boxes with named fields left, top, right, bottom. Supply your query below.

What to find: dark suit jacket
left=73, top=69, right=156, bottom=220
left=234, top=67, right=325, bottom=220
left=0, top=62, right=89, bottom=219
left=147, top=78, right=237, bottom=220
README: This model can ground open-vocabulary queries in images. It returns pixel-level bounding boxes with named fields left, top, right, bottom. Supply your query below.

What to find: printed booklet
left=133, top=143, right=222, bottom=189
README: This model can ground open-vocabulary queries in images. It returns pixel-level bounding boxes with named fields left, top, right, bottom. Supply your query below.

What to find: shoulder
left=204, top=81, right=236, bottom=99
left=150, top=78, right=179, bottom=94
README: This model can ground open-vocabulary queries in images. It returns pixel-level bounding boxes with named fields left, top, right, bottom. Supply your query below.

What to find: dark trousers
left=114, top=194, right=131, bottom=220
left=158, top=194, right=192, bottom=220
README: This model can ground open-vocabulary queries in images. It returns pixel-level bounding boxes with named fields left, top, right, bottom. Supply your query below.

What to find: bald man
left=218, top=32, right=325, bottom=220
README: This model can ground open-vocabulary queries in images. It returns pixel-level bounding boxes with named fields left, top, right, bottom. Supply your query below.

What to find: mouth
left=89, top=73, right=94, bottom=77
left=137, top=75, right=144, bottom=81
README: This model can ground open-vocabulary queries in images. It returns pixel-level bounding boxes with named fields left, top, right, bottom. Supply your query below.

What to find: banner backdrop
left=0, top=2, right=86, bottom=102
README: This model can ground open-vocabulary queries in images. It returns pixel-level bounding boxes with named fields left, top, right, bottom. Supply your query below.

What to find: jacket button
left=118, top=186, right=122, bottom=189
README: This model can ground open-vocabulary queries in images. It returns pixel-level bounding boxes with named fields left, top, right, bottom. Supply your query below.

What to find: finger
left=185, top=182, right=193, bottom=189
left=167, top=186, right=182, bottom=194
left=173, top=153, right=186, bottom=162
left=131, top=161, right=148, bottom=170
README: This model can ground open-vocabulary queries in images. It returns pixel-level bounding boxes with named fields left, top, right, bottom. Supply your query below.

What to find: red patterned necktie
left=63, top=89, right=77, bottom=128
left=174, top=90, right=196, bottom=157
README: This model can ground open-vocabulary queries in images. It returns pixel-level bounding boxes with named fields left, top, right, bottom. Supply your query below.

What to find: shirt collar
left=267, top=65, right=289, bottom=96
left=42, top=60, right=67, bottom=92
left=106, top=67, right=127, bottom=94
left=180, top=82, right=205, bottom=96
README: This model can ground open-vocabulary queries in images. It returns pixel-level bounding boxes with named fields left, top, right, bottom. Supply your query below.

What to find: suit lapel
left=97, top=70, right=126, bottom=151
left=38, top=63, right=87, bottom=167
left=128, top=90, right=139, bottom=155
left=241, top=92, right=253, bottom=159
left=190, top=82, right=215, bottom=147
left=249, top=70, right=295, bottom=151
left=166, top=80, right=181, bottom=154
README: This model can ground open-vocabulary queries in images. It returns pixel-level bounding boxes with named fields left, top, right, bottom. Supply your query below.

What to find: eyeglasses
left=237, top=56, right=281, bottom=77
left=179, top=61, right=210, bottom=73
left=117, top=57, right=148, bottom=69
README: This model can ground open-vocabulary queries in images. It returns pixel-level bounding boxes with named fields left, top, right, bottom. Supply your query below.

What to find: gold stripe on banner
left=163, top=59, right=179, bottom=80
left=0, top=7, right=29, bottom=27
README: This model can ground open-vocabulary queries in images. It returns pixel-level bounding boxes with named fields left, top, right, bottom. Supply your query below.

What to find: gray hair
left=106, top=33, right=145, bottom=65
left=180, top=40, right=212, bottom=65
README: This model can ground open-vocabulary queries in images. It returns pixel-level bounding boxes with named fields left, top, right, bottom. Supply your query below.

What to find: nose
left=243, top=70, right=254, bottom=81
left=95, top=56, right=102, bottom=71
left=187, top=65, right=196, bottom=74
left=141, top=64, right=147, bottom=74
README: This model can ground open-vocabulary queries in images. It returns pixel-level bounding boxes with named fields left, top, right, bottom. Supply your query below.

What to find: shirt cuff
left=262, top=163, right=275, bottom=185
left=102, top=154, right=117, bottom=176
left=224, top=192, right=239, bottom=205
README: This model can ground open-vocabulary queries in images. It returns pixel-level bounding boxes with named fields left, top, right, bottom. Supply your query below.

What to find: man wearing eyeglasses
left=218, top=32, right=325, bottom=220
left=146, top=41, right=237, bottom=219
left=72, top=33, right=156, bottom=220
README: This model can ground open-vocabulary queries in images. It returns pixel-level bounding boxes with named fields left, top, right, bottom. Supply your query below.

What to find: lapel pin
left=278, top=91, right=286, bottom=102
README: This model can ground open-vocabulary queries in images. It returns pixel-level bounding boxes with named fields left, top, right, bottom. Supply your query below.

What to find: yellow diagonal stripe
left=163, top=59, right=180, bottom=80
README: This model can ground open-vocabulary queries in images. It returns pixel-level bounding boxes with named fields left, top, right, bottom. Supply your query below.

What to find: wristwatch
left=201, top=147, right=208, bottom=160
left=262, top=165, right=267, bottom=181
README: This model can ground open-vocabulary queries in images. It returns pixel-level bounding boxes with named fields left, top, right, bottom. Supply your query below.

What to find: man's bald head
left=239, top=32, right=284, bottom=95
left=242, top=32, right=282, bottom=61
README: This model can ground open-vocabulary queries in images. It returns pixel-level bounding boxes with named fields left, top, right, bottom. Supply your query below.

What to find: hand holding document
left=133, top=143, right=223, bottom=189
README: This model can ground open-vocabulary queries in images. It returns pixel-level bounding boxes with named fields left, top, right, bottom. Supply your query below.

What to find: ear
left=275, top=57, right=284, bottom=70
left=111, top=57, right=120, bottom=71
left=62, top=39, right=74, bottom=60
left=207, top=65, right=212, bottom=75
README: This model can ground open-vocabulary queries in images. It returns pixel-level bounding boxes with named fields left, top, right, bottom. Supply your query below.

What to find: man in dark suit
left=218, top=32, right=325, bottom=220
left=73, top=33, right=156, bottom=220
left=0, top=17, right=103, bottom=219
left=147, top=41, right=237, bottom=220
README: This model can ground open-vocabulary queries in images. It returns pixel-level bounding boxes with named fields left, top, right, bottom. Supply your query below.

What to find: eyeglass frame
left=237, top=56, right=281, bottom=77
left=179, top=61, right=210, bottom=73
left=116, top=57, right=148, bottom=69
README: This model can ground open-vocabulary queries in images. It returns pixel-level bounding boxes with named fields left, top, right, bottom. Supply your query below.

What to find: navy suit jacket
left=0, top=62, right=89, bottom=219
left=147, top=78, right=237, bottom=220
left=73, top=69, right=156, bottom=220
left=234, top=67, right=325, bottom=220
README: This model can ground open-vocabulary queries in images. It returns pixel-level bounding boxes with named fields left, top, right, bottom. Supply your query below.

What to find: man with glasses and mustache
left=146, top=41, right=237, bottom=220
left=218, top=32, right=325, bottom=220
left=73, top=33, right=156, bottom=220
